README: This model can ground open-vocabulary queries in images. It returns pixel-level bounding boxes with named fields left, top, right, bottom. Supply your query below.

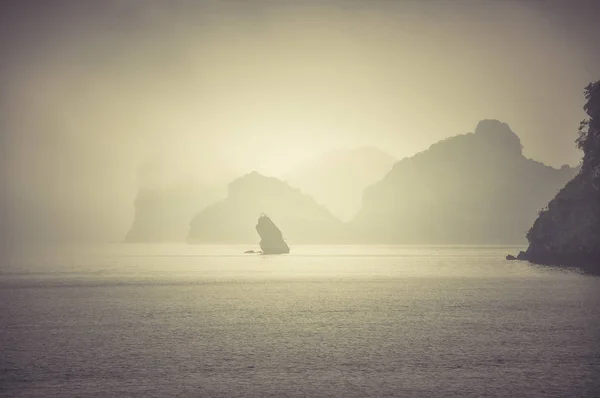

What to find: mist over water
left=2, top=2, right=600, bottom=396
left=2, top=0, right=600, bottom=244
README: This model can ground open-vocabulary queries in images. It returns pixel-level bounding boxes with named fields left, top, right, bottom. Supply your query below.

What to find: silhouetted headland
left=187, top=171, right=344, bottom=244
left=511, top=81, right=600, bottom=272
left=351, top=119, right=577, bottom=244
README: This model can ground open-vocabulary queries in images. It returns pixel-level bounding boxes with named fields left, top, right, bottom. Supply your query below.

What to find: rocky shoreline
left=507, top=247, right=600, bottom=268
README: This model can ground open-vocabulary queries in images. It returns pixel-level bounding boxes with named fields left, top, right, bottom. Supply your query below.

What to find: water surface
left=1, top=245, right=599, bottom=397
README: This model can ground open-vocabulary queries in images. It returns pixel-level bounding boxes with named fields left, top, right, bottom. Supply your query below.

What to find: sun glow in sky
left=2, top=0, right=599, bottom=242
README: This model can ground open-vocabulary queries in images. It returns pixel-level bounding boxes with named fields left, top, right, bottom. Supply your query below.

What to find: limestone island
left=507, top=80, right=600, bottom=271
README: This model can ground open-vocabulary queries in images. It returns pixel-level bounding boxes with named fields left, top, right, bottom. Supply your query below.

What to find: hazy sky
left=1, top=0, right=599, bottom=242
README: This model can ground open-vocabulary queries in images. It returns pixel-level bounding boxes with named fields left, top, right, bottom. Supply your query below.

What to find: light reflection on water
left=1, top=245, right=599, bottom=397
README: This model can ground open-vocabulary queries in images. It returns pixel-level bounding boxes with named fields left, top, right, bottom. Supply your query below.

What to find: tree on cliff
left=576, top=81, right=600, bottom=179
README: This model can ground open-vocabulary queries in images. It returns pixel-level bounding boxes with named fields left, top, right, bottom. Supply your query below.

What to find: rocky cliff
left=524, top=81, right=600, bottom=268
left=256, top=214, right=290, bottom=254
left=352, top=120, right=577, bottom=244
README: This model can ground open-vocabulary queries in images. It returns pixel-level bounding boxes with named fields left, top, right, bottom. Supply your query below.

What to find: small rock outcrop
left=256, top=214, right=290, bottom=254
left=507, top=251, right=528, bottom=261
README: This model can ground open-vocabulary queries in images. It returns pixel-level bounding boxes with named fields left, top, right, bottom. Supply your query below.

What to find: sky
left=1, top=0, right=599, bottom=243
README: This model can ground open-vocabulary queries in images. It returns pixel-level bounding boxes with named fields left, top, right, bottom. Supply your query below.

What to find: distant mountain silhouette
left=351, top=120, right=578, bottom=244
left=125, top=182, right=225, bottom=242
left=284, top=146, right=396, bottom=221
left=524, top=81, right=600, bottom=268
left=188, top=171, right=344, bottom=244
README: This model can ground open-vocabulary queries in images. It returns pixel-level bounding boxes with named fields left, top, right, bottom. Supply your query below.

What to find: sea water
left=1, top=244, right=599, bottom=397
